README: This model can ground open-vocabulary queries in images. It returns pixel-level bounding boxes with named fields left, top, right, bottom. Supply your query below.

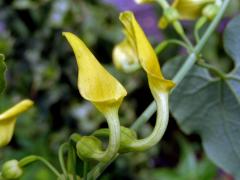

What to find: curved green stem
left=194, top=17, right=208, bottom=43
left=156, top=0, right=194, bottom=50
left=92, top=109, right=120, bottom=163
left=131, top=0, right=230, bottom=131
left=67, top=143, right=76, bottom=176
left=18, top=155, right=61, bottom=177
left=86, top=0, right=230, bottom=178
left=59, top=143, right=69, bottom=178
left=128, top=91, right=169, bottom=151
left=155, top=39, right=190, bottom=54
left=172, top=21, right=194, bottom=50
left=197, top=60, right=226, bottom=79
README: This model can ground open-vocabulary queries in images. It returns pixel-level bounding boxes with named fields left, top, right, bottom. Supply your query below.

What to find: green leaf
left=163, top=15, right=240, bottom=178
left=0, top=54, right=6, bottom=94
left=138, top=135, right=216, bottom=180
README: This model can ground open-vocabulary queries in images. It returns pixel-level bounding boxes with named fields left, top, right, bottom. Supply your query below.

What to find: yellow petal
left=63, top=32, right=127, bottom=113
left=158, top=17, right=169, bottom=29
left=173, top=0, right=215, bottom=20
left=134, top=0, right=155, bottom=4
left=0, top=118, right=16, bottom=148
left=119, top=11, right=175, bottom=92
left=112, top=38, right=140, bottom=73
left=0, top=99, right=33, bottom=147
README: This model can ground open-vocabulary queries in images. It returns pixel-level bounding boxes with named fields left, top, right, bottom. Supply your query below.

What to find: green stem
left=155, top=0, right=194, bottom=50
left=18, top=155, right=61, bottom=177
left=87, top=156, right=117, bottom=180
left=155, top=39, right=190, bottom=54
left=67, top=143, right=76, bottom=176
left=172, top=21, right=194, bottom=50
left=155, top=0, right=169, bottom=9
left=128, top=92, right=169, bottom=151
left=59, top=143, right=69, bottom=178
left=131, top=0, right=230, bottom=131
left=86, top=0, right=230, bottom=178
left=92, top=109, right=120, bottom=163
left=0, top=54, right=4, bottom=60
left=70, top=133, right=82, bottom=143
left=197, top=61, right=226, bottom=79
left=83, top=161, right=88, bottom=180
left=194, top=17, right=208, bottom=43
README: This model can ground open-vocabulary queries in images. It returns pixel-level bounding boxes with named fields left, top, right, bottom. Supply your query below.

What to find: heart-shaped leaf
left=163, top=15, right=240, bottom=178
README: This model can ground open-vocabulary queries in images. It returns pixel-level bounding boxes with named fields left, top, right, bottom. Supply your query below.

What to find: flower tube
left=119, top=11, right=175, bottom=151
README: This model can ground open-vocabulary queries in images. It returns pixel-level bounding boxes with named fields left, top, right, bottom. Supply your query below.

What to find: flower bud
left=1, top=160, right=23, bottom=179
left=113, top=39, right=140, bottom=73
left=164, top=7, right=180, bottom=23
left=76, top=136, right=103, bottom=161
left=202, top=4, right=219, bottom=20
left=93, top=126, right=138, bottom=153
left=172, top=0, right=215, bottom=20
left=159, top=7, right=180, bottom=29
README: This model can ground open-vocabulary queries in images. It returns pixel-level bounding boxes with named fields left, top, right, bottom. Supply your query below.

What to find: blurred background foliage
left=0, top=0, right=239, bottom=179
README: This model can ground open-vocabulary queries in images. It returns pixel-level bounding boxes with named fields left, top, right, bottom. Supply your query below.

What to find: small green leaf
left=0, top=54, right=6, bottom=94
left=163, top=15, right=240, bottom=178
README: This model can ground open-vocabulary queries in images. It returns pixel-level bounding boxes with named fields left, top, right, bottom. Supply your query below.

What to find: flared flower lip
left=63, top=32, right=127, bottom=104
left=0, top=100, right=34, bottom=121
left=119, top=11, right=175, bottom=91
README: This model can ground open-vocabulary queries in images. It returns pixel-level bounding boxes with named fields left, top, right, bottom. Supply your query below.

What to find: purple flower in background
left=103, top=0, right=162, bottom=41
left=0, top=21, right=6, bottom=33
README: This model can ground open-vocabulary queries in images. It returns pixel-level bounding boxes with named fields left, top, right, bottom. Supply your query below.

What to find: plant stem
left=18, top=155, right=61, bottom=177
left=59, top=143, right=69, bottom=178
left=131, top=0, right=230, bottom=131
left=155, top=39, right=190, bottom=54
left=95, top=109, right=120, bottom=162
left=87, top=0, right=230, bottom=178
left=87, top=156, right=117, bottom=180
left=155, top=0, right=169, bottom=9
left=83, top=161, right=88, bottom=180
left=67, top=143, right=76, bottom=177
left=197, top=60, right=226, bottom=79
left=128, top=92, right=169, bottom=151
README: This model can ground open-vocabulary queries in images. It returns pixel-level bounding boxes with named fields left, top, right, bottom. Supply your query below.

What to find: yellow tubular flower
left=63, top=32, right=127, bottom=162
left=119, top=11, right=175, bottom=151
left=63, top=32, right=127, bottom=114
left=112, top=38, right=140, bottom=73
left=0, top=100, right=34, bottom=148
left=172, top=0, right=215, bottom=20
left=120, top=11, right=174, bottom=92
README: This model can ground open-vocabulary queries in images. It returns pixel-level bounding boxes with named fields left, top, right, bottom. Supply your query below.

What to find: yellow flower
left=158, top=0, right=215, bottom=28
left=134, top=0, right=154, bottom=4
left=0, top=100, right=34, bottom=148
left=172, top=0, right=215, bottom=20
left=63, top=32, right=127, bottom=113
left=119, top=11, right=175, bottom=92
left=112, top=37, right=140, bottom=73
